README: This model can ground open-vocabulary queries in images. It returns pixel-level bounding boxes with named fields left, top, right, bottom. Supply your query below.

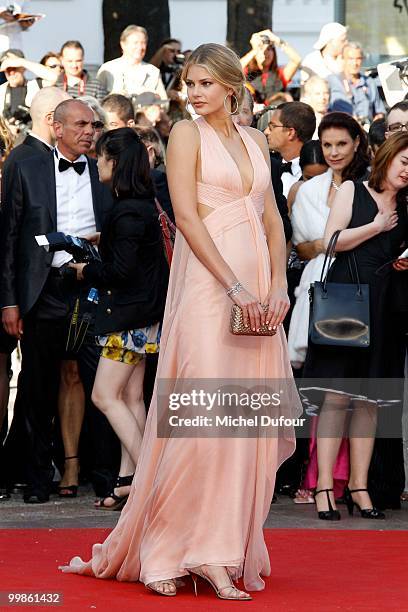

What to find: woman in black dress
left=304, top=132, right=408, bottom=520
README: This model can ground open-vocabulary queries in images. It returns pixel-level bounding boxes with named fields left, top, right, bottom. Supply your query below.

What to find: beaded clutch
left=230, top=304, right=277, bottom=336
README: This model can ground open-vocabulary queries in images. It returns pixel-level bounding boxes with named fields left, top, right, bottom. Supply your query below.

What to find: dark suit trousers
left=19, top=271, right=119, bottom=496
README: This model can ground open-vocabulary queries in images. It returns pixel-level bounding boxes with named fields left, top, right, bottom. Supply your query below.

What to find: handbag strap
left=346, top=252, right=362, bottom=294
left=321, top=230, right=362, bottom=295
left=155, top=197, right=176, bottom=234
left=320, top=230, right=341, bottom=287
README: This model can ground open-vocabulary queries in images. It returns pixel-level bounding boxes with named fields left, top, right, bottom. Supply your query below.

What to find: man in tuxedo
left=264, top=101, right=316, bottom=197
left=0, top=99, right=118, bottom=503
left=0, top=86, right=69, bottom=492
left=269, top=153, right=292, bottom=243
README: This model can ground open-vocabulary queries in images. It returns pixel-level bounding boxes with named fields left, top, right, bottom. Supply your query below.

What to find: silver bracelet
left=226, top=282, right=244, bottom=297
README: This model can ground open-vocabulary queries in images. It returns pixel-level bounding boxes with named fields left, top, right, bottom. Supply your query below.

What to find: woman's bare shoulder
left=241, top=125, right=270, bottom=160
left=241, top=125, right=267, bottom=146
left=167, top=120, right=200, bottom=160
left=170, top=119, right=200, bottom=140
left=339, top=180, right=356, bottom=193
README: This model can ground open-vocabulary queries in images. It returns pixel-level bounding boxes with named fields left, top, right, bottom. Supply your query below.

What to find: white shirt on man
left=53, top=147, right=95, bottom=268
left=96, top=57, right=167, bottom=99
left=301, top=49, right=343, bottom=83
left=281, top=156, right=301, bottom=198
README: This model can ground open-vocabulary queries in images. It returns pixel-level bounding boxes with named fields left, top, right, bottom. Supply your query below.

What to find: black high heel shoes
left=95, top=474, right=134, bottom=511
left=58, top=455, right=79, bottom=498
left=314, top=488, right=341, bottom=521
left=344, top=487, right=385, bottom=519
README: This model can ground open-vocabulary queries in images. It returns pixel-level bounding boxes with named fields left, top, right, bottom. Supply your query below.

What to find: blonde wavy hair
left=0, top=117, right=14, bottom=159
left=181, top=43, right=246, bottom=107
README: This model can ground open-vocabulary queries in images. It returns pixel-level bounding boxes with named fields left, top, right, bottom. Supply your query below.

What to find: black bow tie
left=280, top=161, right=293, bottom=175
left=58, top=157, right=86, bottom=175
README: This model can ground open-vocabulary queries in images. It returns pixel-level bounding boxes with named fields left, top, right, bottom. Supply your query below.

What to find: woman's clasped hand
left=372, top=209, right=398, bottom=232
left=230, top=284, right=289, bottom=331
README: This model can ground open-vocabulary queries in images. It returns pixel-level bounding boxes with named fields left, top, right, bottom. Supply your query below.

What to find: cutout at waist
left=198, top=202, right=216, bottom=220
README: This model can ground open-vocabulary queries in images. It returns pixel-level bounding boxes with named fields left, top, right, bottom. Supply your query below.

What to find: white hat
left=313, top=22, right=348, bottom=50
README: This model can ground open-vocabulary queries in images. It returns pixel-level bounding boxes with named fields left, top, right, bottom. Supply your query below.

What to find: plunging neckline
left=202, top=117, right=255, bottom=196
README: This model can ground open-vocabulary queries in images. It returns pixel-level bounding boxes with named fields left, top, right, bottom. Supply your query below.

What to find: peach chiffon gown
left=60, top=116, right=302, bottom=591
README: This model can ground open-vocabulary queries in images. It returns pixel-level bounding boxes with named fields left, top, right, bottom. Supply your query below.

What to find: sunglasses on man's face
left=47, top=64, right=62, bottom=69
left=92, top=121, right=105, bottom=130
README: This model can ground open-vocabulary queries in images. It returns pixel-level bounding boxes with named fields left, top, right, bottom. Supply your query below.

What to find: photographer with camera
left=150, top=38, right=188, bottom=123
left=328, top=42, right=385, bottom=125
left=0, top=99, right=116, bottom=504
left=240, top=29, right=301, bottom=104
left=69, top=128, right=168, bottom=510
left=150, top=38, right=183, bottom=89
left=0, top=48, right=52, bottom=134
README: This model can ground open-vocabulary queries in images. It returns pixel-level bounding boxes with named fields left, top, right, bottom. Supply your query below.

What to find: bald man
left=0, top=99, right=116, bottom=503
left=2, top=87, right=70, bottom=199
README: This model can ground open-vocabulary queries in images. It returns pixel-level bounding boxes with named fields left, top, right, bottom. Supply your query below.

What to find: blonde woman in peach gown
left=60, top=43, right=302, bottom=601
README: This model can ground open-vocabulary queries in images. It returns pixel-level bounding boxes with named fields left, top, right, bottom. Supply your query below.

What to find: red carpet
left=0, top=528, right=407, bottom=611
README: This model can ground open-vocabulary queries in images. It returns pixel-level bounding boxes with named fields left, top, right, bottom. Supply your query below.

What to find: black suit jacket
left=1, top=134, right=52, bottom=205
left=83, top=196, right=169, bottom=335
left=0, top=152, right=113, bottom=316
left=270, top=155, right=292, bottom=243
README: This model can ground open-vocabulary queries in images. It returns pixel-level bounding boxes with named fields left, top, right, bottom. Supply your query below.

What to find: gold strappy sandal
left=146, top=579, right=177, bottom=597
left=189, top=566, right=252, bottom=601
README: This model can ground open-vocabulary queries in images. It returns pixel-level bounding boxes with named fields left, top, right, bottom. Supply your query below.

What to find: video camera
left=3, top=104, right=31, bottom=136
left=378, top=57, right=408, bottom=106
left=35, top=232, right=101, bottom=264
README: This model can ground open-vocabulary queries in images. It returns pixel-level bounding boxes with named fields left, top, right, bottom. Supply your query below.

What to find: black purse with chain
left=308, top=230, right=370, bottom=348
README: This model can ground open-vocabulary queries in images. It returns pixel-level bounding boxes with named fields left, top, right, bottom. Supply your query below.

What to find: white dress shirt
left=53, top=147, right=96, bottom=268
left=281, top=156, right=301, bottom=198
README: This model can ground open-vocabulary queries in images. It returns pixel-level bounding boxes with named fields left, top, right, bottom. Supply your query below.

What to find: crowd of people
left=0, top=15, right=407, bottom=600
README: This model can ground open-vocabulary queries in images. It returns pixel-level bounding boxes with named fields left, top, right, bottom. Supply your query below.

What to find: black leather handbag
left=308, top=230, right=370, bottom=348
